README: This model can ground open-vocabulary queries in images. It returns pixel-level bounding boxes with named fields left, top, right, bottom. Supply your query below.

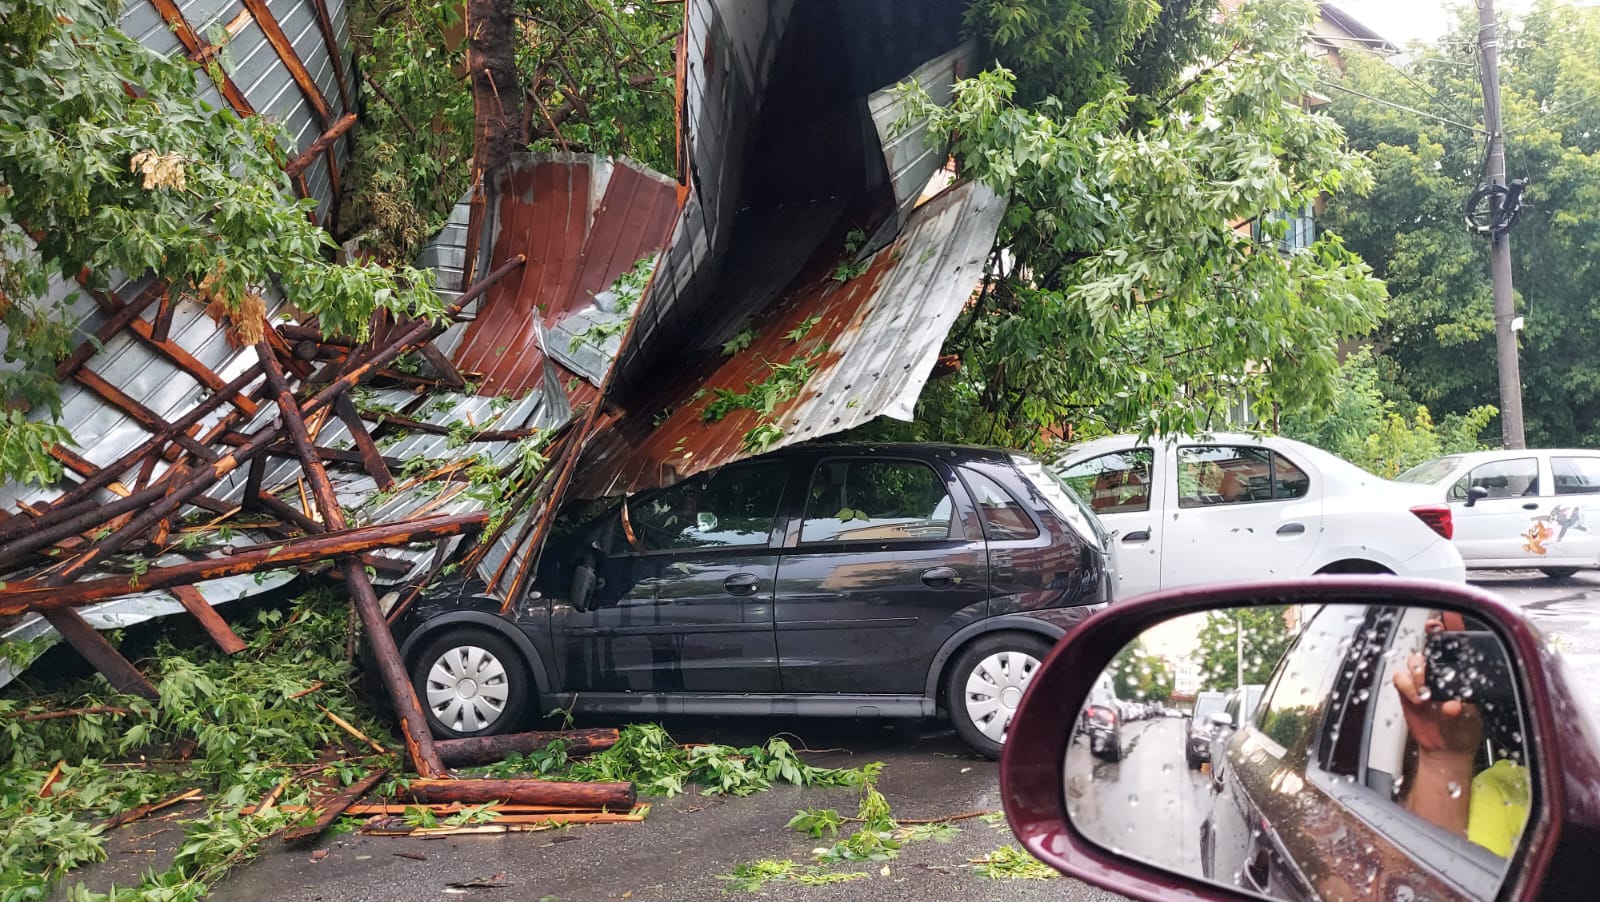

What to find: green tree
left=1320, top=1, right=1600, bottom=446
left=1108, top=640, right=1174, bottom=703
left=1281, top=349, right=1496, bottom=476
left=876, top=0, right=1386, bottom=448
left=1196, top=607, right=1294, bottom=691
left=0, top=0, right=442, bottom=485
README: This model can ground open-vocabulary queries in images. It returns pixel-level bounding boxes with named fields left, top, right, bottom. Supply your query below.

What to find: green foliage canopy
left=882, top=0, right=1386, bottom=448
left=0, top=0, right=443, bottom=485
left=1320, top=0, right=1600, bottom=446
left=1196, top=606, right=1295, bottom=692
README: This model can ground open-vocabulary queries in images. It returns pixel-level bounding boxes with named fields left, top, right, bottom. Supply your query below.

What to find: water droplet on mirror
left=1161, top=763, right=1172, bottom=774
left=1447, top=781, right=1462, bottom=799
left=1128, top=794, right=1139, bottom=806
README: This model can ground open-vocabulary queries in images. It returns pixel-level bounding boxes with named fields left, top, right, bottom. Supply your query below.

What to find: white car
left=1395, top=448, right=1600, bottom=577
left=1054, top=434, right=1466, bottom=598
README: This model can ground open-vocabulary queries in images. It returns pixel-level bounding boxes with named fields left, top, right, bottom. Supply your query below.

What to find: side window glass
left=630, top=462, right=786, bottom=552
left=961, top=469, right=1040, bottom=541
left=1463, top=457, right=1539, bottom=499
left=1057, top=449, right=1153, bottom=514
left=1252, top=607, right=1341, bottom=753
left=800, top=460, right=956, bottom=543
left=1553, top=456, right=1600, bottom=495
left=1320, top=606, right=1402, bottom=777
left=1273, top=452, right=1311, bottom=499
left=1178, top=446, right=1270, bottom=507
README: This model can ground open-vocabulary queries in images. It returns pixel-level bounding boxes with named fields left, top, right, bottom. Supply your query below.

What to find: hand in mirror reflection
left=1392, top=615, right=1529, bottom=858
left=1065, top=602, right=1532, bottom=902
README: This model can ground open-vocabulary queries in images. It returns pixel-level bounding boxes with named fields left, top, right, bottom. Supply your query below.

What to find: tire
left=945, top=632, right=1053, bottom=760
left=408, top=628, right=530, bottom=739
left=1541, top=567, right=1580, bottom=579
left=1186, top=750, right=1200, bottom=771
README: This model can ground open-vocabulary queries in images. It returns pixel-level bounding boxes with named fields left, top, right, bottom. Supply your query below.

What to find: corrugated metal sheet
left=606, top=0, right=967, bottom=407
left=450, top=154, right=678, bottom=396
left=575, top=179, right=1003, bottom=498
left=868, top=42, right=973, bottom=233
left=116, top=0, right=358, bottom=225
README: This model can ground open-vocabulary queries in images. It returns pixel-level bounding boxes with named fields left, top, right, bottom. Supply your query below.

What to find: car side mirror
left=1207, top=711, right=1232, bottom=729
left=1000, top=578, right=1594, bottom=902
left=1467, top=485, right=1490, bottom=507
left=569, top=560, right=597, bottom=613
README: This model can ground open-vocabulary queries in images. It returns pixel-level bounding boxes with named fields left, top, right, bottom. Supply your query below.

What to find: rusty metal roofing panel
left=450, top=155, right=676, bottom=397
left=574, top=179, right=1003, bottom=498
left=606, top=0, right=967, bottom=411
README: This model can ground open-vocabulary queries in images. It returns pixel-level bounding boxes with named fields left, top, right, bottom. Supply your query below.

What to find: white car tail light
left=1411, top=504, right=1453, bottom=540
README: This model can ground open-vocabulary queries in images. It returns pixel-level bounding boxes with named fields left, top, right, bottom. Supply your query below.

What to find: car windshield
left=1192, top=695, right=1224, bottom=720
left=1396, top=455, right=1464, bottom=485
left=1011, top=454, right=1108, bottom=550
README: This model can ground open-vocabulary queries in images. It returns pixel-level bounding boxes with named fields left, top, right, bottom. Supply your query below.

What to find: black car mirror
left=569, top=560, right=597, bottom=613
left=1466, top=485, right=1490, bottom=507
left=1001, top=579, right=1594, bottom=902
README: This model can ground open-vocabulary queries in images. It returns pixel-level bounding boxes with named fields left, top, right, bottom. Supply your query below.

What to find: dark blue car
left=388, top=444, right=1113, bottom=758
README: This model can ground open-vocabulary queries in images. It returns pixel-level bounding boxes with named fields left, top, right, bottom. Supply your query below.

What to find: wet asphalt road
left=1065, top=718, right=1210, bottom=879
left=197, top=573, right=1600, bottom=900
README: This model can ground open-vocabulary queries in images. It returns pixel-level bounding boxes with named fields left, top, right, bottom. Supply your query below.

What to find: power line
left=1317, top=80, right=1490, bottom=134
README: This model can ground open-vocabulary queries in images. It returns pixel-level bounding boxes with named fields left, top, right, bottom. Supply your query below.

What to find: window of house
left=799, top=460, right=956, bottom=543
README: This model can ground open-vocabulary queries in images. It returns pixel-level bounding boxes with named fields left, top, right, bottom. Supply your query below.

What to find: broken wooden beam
left=284, top=112, right=357, bottom=177
left=102, top=787, right=204, bottom=829
left=170, top=585, right=247, bottom=655
left=42, top=608, right=158, bottom=698
left=282, top=766, right=390, bottom=843
left=405, top=778, right=636, bottom=812
left=0, top=512, right=489, bottom=615
left=259, top=342, right=447, bottom=780
left=434, top=728, right=620, bottom=768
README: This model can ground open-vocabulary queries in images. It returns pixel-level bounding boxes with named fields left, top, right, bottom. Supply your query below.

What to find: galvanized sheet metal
left=575, top=179, right=1003, bottom=498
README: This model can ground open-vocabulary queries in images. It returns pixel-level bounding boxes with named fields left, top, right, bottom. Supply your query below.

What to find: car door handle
left=921, top=567, right=960, bottom=588
left=1276, top=523, right=1305, bottom=536
left=1523, top=502, right=1540, bottom=510
left=723, top=573, right=761, bottom=596
left=1121, top=530, right=1151, bottom=543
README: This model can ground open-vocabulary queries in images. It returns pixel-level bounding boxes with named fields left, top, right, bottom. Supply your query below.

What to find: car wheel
left=1186, top=750, right=1200, bottom=770
left=945, top=632, right=1052, bottom=760
left=409, top=628, right=529, bottom=739
left=1541, top=567, right=1580, bottom=579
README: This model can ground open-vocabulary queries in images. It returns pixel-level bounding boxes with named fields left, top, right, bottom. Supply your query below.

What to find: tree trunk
left=469, top=0, right=525, bottom=176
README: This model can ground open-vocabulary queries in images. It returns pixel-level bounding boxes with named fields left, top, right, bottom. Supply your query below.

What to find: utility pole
left=1477, top=0, right=1527, bottom=449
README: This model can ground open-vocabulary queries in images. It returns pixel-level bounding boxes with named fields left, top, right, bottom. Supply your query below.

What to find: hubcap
left=964, top=650, right=1042, bottom=743
left=425, top=645, right=510, bottom=733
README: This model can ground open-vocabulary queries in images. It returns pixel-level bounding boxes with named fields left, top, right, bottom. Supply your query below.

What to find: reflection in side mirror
left=1066, top=602, right=1532, bottom=902
left=1467, top=485, right=1490, bottom=507
left=695, top=511, right=718, bottom=533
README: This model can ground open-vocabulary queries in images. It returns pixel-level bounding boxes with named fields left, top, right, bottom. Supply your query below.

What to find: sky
left=1333, top=0, right=1599, bottom=44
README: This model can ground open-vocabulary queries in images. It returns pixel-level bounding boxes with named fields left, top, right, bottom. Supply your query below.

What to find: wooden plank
left=145, top=0, right=257, bottom=115
left=102, top=788, right=203, bottom=829
left=334, top=395, right=395, bottom=490
left=239, top=0, right=333, bottom=128
left=283, top=767, right=390, bottom=843
left=435, top=728, right=620, bottom=767
left=285, top=113, right=357, bottom=177
left=71, top=369, right=217, bottom=462
left=170, top=585, right=247, bottom=655
left=54, top=283, right=164, bottom=381
left=0, top=512, right=488, bottom=614
left=43, top=608, right=157, bottom=698
left=126, top=317, right=258, bottom=417
left=406, top=778, right=636, bottom=811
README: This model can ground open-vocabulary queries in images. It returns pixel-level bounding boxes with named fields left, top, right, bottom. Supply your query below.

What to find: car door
left=550, top=459, right=789, bottom=693
left=1160, top=445, right=1320, bottom=588
left=1058, top=447, right=1161, bottom=598
left=1448, top=456, right=1543, bottom=565
left=772, top=455, right=988, bottom=694
left=1541, top=455, right=1600, bottom=565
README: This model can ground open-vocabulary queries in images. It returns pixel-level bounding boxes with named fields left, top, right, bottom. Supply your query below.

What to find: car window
left=630, top=461, right=787, bottom=552
left=1058, top=449, right=1154, bottom=514
left=1552, top=456, right=1600, bottom=495
left=800, top=459, right=956, bottom=543
left=1319, top=606, right=1402, bottom=779
left=1192, top=694, right=1225, bottom=721
left=1450, top=457, right=1539, bottom=500
left=1396, top=455, right=1464, bottom=485
left=961, top=469, right=1040, bottom=541
left=1252, top=607, right=1346, bottom=753
left=1176, top=446, right=1310, bottom=508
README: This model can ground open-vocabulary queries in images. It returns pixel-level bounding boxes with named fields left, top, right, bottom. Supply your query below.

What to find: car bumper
left=1187, top=735, right=1212, bottom=760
